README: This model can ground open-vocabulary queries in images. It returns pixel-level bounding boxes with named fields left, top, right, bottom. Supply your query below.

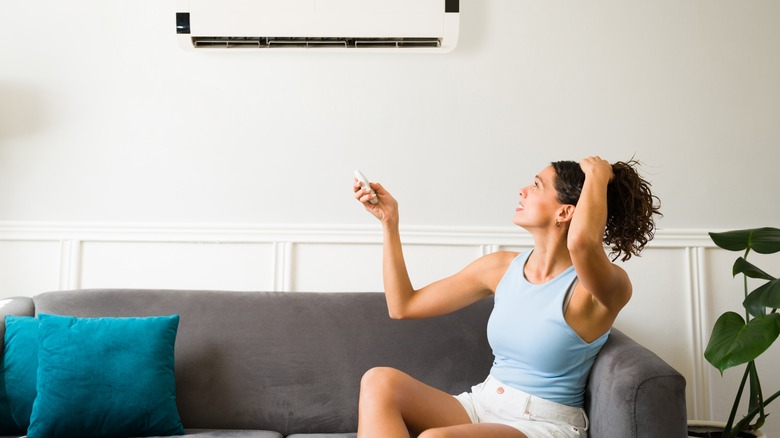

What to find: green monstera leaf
left=710, top=228, right=780, bottom=254
left=733, top=257, right=780, bottom=317
left=733, top=257, right=775, bottom=280
left=743, top=279, right=780, bottom=317
left=705, top=311, right=780, bottom=374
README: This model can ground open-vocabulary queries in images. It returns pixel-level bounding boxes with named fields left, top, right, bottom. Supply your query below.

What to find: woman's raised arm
left=354, top=179, right=509, bottom=320
left=566, top=157, right=632, bottom=313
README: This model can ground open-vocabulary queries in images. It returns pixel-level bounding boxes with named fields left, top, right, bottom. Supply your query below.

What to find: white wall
left=1, top=0, right=779, bottom=228
left=1, top=0, right=779, bottom=434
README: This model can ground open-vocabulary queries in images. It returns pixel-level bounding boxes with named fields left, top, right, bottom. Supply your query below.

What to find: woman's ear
left=558, top=204, right=575, bottom=225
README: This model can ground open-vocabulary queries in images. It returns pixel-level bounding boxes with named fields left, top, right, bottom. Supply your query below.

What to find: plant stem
left=727, top=250, right=753, bottom=437
left=749, top=364, right=765, bottom=426
left=725, top=363, right=751, bottom=436
left=743, top=269, right=750, bottom=320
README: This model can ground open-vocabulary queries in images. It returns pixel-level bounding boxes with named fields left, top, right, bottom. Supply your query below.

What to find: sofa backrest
left=32, top=289, right=495, bottom=435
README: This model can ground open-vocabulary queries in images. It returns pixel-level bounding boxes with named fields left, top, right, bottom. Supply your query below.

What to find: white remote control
left=354, top=170, right=379, bottom=204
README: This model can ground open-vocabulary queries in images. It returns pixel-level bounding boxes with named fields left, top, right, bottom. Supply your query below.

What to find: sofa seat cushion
left=287, top=434, right=356, bottom=438
left=159, top=430, right=282, bottom=437
left=0, top=431, right=283, bottom=438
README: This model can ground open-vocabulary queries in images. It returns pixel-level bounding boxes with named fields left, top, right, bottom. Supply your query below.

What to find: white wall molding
left=686, top=246, right=711, bottom=420
left=0, top=221, right=717, bottom=248
left=57, top=239, right=82, bottom=290
left=274, top=241, right=293, bottom=292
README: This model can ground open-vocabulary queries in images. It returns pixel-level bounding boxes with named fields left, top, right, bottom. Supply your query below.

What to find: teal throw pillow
left=1, top=315, right=39, bottom=433
left=27, top=313, right=184, bottom=438
left=0, top=381, right=18, bottom=435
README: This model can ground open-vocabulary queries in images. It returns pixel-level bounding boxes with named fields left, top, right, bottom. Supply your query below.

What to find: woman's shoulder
left=465, top=251, right=519, bottom=294
left=474, top=251, right=521, bottom=275
left=483, top=250, right=521, bottom=263
left=462, top=251, right=518, bottom=278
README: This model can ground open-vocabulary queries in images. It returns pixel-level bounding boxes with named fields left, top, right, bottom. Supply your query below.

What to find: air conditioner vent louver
left=192, top=37, right=441, bottom=49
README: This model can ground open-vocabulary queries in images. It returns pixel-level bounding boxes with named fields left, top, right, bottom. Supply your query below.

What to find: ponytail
left=605, top=160, right=662, bottom=261
left=552, top=159, right=662, bottom=261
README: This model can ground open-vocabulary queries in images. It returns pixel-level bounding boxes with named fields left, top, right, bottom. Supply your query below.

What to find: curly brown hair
left=551, top=159, right=662, bottom=262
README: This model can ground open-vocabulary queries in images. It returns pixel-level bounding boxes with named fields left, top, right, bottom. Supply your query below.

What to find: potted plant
left=689, top=227, right=780, bottom=437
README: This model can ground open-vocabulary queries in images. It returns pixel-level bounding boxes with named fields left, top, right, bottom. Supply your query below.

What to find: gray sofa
left=1, top=289, right=687, bottom=437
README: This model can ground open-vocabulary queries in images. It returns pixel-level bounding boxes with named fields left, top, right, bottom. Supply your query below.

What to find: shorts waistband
left=482, top=375, right=588, bottom=429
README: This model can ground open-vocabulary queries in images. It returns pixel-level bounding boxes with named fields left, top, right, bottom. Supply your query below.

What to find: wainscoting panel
left=615, top=248, right=698, bottom=418
left=291, top=243, right=485, bottom=293
left=404, top=244, right=486, bottom=291
left=79, top=241, right=277, bottom=292
left=0, top=239, right=62, bottom=297
left=292, top=242, right=383, bottom=293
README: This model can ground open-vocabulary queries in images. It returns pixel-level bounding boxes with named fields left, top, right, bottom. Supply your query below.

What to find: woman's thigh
left=359, top=367, right=473, bottom=434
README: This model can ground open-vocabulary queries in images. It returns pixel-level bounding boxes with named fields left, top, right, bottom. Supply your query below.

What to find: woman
left=352, top=156, right=661, bottom=438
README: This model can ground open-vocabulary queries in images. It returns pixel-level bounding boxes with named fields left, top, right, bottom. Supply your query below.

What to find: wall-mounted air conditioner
left=176, top=0, right=459, bottom=52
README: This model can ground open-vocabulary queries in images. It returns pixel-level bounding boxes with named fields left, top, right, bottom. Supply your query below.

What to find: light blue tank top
left=487, top=251, right=610, bottom=407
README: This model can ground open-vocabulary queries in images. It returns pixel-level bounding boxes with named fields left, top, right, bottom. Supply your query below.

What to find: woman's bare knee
left=358, top=367, right=414, bottom=438
left=359, top=367, right=474, bottom=437
left=361, top=366, right=405, bottom=385
left=360, top=367, right=409, bottom=407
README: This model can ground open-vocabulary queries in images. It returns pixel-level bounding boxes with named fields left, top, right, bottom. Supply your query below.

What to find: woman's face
left=513, top=165, right=563, bottom=229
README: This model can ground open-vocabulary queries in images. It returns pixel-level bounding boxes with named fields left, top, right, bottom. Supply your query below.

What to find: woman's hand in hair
left=579, top=156, right=614, bottom=184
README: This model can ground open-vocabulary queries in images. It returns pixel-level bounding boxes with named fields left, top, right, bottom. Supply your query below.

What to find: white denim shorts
left=453, top=375, right=588, bottom=438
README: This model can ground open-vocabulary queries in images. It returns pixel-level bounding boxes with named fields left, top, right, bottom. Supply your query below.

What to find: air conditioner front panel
left=189, top=0, right=445, bottom=37
left=179, top=0, right=458, bottom=51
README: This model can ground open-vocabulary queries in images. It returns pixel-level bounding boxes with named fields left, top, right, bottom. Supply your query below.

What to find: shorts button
left=496, top=386, right=505, bottom=394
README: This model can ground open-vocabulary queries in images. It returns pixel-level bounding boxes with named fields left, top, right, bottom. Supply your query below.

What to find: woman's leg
left=357, top=367, right=473, bottom=438
left=419, top=424, right=528, bottom=438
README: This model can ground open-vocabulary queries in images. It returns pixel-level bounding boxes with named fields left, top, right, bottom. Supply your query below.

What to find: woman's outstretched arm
left=354, top=179, right=508, bottom=320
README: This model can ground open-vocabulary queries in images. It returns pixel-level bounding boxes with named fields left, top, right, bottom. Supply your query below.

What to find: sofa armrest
left=1, top=296, right=35, bottom=347
left=585, top=329, right=687, bottom=438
